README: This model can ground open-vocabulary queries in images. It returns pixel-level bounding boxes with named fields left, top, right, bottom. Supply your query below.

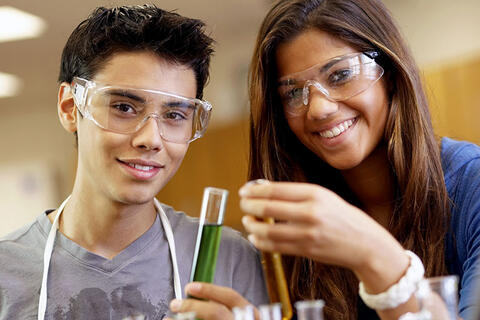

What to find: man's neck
left=341, top=144, right=394, bottom=228
left=48, top=189, right=157, bottom=260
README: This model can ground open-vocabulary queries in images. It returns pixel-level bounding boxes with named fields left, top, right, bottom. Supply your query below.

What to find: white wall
left=383, top=0, right=480, bottom=67
left=0, top=109, right=75, bottom=236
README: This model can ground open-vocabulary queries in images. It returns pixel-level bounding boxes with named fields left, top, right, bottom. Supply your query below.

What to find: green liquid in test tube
left=190, top=187, right=228, bottom=285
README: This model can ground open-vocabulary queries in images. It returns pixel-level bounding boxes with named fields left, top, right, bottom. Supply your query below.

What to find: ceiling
left=0, top=0, right=271, bottom=122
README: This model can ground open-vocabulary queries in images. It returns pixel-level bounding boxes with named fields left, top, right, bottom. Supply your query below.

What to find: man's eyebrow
left=164, top=100, right=195, bottom=109
left=105, top=89, right=146, bottom=104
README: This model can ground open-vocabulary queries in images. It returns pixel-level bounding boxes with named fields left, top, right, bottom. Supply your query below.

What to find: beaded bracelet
left=359, top=250, right=425, bottom=310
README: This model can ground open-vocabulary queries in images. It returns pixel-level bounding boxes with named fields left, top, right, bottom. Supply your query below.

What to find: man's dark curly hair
left=58, top=5, right=214, bottom=99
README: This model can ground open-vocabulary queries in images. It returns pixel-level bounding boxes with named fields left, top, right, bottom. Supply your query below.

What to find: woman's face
left=275, top=29, right=389, bottom=170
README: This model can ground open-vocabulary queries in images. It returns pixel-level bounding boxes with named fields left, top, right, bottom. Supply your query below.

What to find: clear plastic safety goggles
left=71, top=77, right=212, bottom=144
left=277, top=51, right=384, bottom=117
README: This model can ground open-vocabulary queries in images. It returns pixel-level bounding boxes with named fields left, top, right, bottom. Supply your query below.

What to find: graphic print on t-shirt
left=51, top=285, right=168, bottom=319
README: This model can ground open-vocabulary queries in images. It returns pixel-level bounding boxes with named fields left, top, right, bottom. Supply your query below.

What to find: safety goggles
left=277, top=51, right=384, bottom=117
left=71, top=77, right=212, bottom=143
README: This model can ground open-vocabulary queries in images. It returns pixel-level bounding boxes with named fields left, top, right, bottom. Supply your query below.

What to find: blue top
left=442, top=137, right=480, bottom=318
left=357, top=137, right=480, bottom=319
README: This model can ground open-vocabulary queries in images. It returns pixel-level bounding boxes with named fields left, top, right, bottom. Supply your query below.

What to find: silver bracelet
left=358, top=250, right=425, bottom=310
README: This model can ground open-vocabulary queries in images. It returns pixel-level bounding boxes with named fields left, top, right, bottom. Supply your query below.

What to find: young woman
left=239, top=0, right=480, bottom=319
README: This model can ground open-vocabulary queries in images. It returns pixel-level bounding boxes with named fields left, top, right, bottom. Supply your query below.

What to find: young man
left=0, top=5, right=268, bottom=319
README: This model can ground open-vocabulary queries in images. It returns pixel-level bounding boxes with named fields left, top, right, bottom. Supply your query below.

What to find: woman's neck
left=341, top=144, right=395, bottom=228
left=49, top=185, right=157, bottom=260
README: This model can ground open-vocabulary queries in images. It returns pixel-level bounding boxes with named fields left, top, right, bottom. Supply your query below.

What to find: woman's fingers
left=247, top=234, right=312, bottom=257
left=240, top=180, right=326, bottom=202
left=242, top=216, right=331, bottom=257
left=242, top=215, right=312, bottom=242
left=240, top=197, right=317, bottom=223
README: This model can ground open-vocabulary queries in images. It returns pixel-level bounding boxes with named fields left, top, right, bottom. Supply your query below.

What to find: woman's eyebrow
left=278, top=79, right=296, bottom=86
left=320, top=58, right=340, bottom=73
left=278, top=58, right=342, bottom=86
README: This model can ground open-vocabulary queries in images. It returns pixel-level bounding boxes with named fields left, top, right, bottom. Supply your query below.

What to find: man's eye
left=112, top=103, right=136, bottom=114
left=164, top=111, right=187, bottom=121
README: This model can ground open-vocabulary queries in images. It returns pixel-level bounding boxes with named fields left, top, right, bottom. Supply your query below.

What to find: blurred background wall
left=0, top=0, right=479, bottom=236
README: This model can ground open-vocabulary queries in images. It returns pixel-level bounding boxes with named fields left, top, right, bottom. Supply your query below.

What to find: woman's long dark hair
left=248, top=0, right=450, bottom=318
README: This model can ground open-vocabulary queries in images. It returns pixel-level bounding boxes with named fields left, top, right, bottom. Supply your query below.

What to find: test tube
left=398, top=311, right=432, bottom=320
left=190, top=187, right=229, bottom=284
left=248, top=179, right=292, bottom=320
left=295, top=300, right=325, bottom=320
left=233, top=305, right=256, bottom=320
left=173, top=312, right=197, bottom=320
left=259, top=302, right=283, bottom=320
left=261, top=230, right=293, bottom=320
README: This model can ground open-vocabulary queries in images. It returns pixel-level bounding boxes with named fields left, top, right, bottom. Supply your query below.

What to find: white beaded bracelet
left=359, top=250, right=425, bottom=310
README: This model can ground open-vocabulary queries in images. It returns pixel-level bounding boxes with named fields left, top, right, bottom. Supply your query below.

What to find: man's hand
left=166, top=282, right=257, bottom=320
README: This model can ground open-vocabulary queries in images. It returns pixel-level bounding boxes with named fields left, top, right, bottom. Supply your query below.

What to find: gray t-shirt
left=0, top=203, right=269, bottom=319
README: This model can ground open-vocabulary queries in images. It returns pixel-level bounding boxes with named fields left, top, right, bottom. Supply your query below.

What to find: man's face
left=75, top=51, right=196, bottom=205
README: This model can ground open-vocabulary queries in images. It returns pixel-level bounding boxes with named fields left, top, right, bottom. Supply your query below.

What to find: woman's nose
left=305, top=86, right=339, bottom=120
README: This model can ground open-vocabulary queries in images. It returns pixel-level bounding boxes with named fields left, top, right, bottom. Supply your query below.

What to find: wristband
left=359, top=250, right=425, bottom=310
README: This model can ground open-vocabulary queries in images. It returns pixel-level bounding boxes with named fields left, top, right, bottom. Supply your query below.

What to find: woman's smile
left=276, top=29, right=389, bottom=170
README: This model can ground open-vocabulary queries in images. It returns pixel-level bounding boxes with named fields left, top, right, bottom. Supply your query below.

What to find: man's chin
left=113, top=191, right=157, bottom=206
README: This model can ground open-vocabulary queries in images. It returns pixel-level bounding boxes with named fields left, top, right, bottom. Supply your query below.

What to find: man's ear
left=57, top=82, right=78, bottom=133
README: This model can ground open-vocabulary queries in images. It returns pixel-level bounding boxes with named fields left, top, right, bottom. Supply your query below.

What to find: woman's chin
left=319, top=154, right=364, bottom=171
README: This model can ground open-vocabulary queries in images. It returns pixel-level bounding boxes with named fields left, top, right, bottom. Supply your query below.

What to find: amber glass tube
left=261, top=217, right=293, bottom=320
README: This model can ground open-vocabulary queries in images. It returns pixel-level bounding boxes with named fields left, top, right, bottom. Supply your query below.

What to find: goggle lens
left=278, top=52, right=384, bottom=116
left=72, top=78, right=211, bottom=143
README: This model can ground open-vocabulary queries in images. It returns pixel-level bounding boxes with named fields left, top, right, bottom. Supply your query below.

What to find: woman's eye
left=327, top=69, right=353, bottom=86
left=283, top=87, right=303, bottom=101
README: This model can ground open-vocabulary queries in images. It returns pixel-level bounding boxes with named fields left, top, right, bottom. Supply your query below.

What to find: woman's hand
left=167, top=282, right=257, bottom=320
left=239, top=181, right=409, bottom=294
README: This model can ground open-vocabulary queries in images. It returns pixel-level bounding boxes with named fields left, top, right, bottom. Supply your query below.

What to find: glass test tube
left=261, top=218, right=293, bottom=320
left=295, top=300, right=325, bottom=320
left=233, top=305, right=256, bottom=320
left=259, top=302, right=283, bottom=320
left=190, top=187, right=228, bottom=284
left=173, top=312, right=197, bottom=320
left=247, top=179, right=292, bottom=320
left=416, top=275, right=459, bottom=320
left=398, top=310, right=432, bottom=320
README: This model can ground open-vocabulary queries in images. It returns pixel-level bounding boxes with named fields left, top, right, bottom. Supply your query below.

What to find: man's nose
left=132, top=115, right=164, bottom=151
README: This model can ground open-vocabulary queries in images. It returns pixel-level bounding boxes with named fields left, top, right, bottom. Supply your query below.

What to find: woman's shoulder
left=441, top=137, right=480, bottom=241
left=441, top=137, right=480, bottom=182
left=441, top=138, right=480, bottom=317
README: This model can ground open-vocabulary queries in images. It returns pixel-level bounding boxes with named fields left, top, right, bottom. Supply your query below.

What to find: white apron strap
left=38, top=195, right=70, bottom=320
left=155, top=198, right=183, bottom=300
